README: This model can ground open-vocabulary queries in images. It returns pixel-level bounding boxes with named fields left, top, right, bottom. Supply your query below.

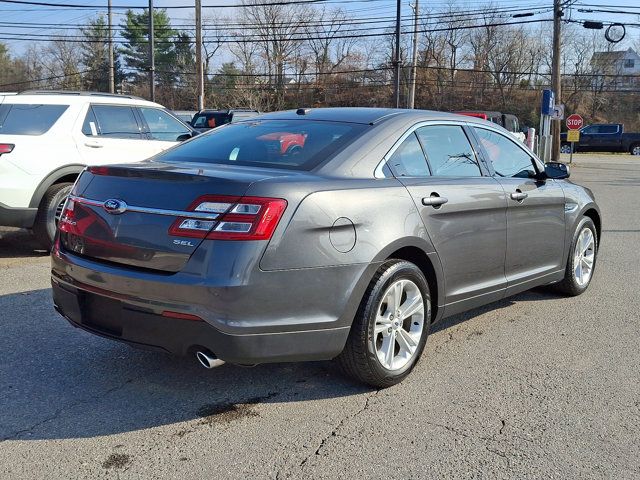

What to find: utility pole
left=551, top=0, right=562, bottom=162
left=408, top=0, right=419, bottom=109
left=148, top=0, right=155, bottom=102
left=107, top=0, right=114, bottom=93
left=393, top=0, right=401, bottom=108
left=195, top=0, right=204, bottom=111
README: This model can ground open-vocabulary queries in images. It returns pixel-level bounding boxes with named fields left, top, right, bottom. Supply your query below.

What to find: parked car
left=455, top=111, right=525, bottom=142
left=0, top=90, right=196, bottom=248
left=560, top=123, right=640, bottom=155
left=191, top=108, right=260, bottom=132
left=51, top=108, right=601, bottom=387
left=172, top=110, right=197, bottom=125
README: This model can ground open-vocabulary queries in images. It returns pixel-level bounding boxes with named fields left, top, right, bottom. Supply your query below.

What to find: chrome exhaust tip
left=196, top=350, right=225, bottom=369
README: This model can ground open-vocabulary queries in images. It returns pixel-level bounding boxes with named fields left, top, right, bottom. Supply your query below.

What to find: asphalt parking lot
left=0, top=153, right=639, bottom=479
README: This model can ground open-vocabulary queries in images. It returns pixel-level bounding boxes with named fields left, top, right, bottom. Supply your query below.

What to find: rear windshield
left=191, top=112, right=230, bottom=129
left=0, top=103, right=69, bottom=135
left=156, top=119, right=368, bottom=171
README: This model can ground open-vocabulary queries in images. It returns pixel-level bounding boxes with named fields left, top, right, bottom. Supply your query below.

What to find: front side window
left=91, top=105, right=141, bottom=139
left=0, top=103, right=68, bottom=136
left=157, top=119, right=367, bottom=171
left=387, top=133, right=430, bottom=177
left=474, top=127, right=536, bottom=178
left=416, top=125, right=482, bottom=177
left=139, top=107, right=190, bottom=142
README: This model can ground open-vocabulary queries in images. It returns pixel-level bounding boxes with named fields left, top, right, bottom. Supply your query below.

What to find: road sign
left=567, top=130, right=580, bottom=142
left=550, top=104, right=565, bottom=120
left=566, top=114, right=583, bottom=130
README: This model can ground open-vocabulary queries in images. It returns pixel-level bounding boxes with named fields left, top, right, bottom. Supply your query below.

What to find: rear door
left=389, top=123, right=508, bottom=315
left=74, top=104, right=155, bottom=165
left=472, top=126, right=566, bottom=295
left=596, top=124, right=621, bottom=150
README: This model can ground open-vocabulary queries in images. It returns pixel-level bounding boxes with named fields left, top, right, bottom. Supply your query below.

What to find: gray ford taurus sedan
left=51, top=108, right=601, bottom=387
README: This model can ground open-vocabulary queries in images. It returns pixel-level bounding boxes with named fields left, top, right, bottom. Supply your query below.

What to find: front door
left=472, top=127, right=566, bottom=295
left=386, top=124, right=508, bottom=316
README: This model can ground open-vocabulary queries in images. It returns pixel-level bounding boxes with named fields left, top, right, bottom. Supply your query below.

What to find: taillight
left=0, top=144, right=14, bottom=155
left=169, top=195, right=287, bottom=241
left=58, top=197, right=76, bottom=233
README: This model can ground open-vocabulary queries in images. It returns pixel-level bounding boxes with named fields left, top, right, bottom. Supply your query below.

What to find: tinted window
left=0, top=104, right=68, bottom=135
left=582, top=125, right=597, bottom=134
left=387, top=133, right=430, bottom=177
left=92, top=105, right=141, bottom=139
left=474, top=128, right=536, bottom=178
left=416, top=125, right=482, bottom=177
left=157, top=119, right=367, bottom=171
left=192, top=112, right=230, bottom=129
left=140, top=107, right=190, bottom=142
left=599, top=125, right=618, bottom=134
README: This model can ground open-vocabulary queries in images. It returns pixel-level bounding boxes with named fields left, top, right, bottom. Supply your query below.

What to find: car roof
left=4, top=91, right=163, bottom=108
left=254, top=107, right=495, bottom=126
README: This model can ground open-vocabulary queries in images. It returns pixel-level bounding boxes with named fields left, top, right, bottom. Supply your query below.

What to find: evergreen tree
left=81, top=16, right=123, bottom=92
left=120, top=9, right=179, bottom=88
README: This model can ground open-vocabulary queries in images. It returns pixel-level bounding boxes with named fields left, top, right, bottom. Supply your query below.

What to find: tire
left=630, top=143, right=640, bottom=156
left=336, top=259, right=431, bottom=388
left=560, top=144, right=572, bottom=154
left=33, top=182, right=73, bottom=250
left=551, top=217, right=598, bottom=296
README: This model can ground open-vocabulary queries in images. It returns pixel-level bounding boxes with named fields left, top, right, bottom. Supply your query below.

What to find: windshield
left=156, top=119, right=368, bottom=171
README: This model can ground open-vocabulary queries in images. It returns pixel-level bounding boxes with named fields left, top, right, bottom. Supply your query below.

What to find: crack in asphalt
left=0, top=378, right=135, bottom=442
left=294, top=388, right=381, bottom=473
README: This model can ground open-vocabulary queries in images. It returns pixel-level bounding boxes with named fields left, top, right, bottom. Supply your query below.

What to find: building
left=590, top=47, right=640, bottom=91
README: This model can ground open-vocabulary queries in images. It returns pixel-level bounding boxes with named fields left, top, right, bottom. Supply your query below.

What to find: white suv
left=0, top=91, right=195, bottom=247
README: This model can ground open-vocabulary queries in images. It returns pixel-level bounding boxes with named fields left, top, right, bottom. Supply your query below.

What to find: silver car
left=51, top=108, right=601, bottom=387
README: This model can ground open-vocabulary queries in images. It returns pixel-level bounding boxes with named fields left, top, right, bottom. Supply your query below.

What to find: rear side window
left=139, top=107, right=190, bottom=142
left=416, top=125, right=482, bottom=177
left=387, top=133, right=430, bottom=177
left=0, top=104, right=68, bottom=135
left=157, top=119, right=367, bottom=171
left=91, top=105, right=141, bottom=139
left=474, top=127, right=536, bottom=178
left=598, top=125, right=618, bottom=134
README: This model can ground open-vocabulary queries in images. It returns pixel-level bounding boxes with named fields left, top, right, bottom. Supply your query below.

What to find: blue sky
left=0, top=0, right=638, bottom=57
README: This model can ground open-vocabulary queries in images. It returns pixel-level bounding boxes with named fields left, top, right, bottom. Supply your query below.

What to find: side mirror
left=176, top=133, right=192, bottom=142
left=542, top=162, right=570, bottom=180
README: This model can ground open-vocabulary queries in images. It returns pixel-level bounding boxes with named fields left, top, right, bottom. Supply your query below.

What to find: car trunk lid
left=58, top=161, right=284, bottom=272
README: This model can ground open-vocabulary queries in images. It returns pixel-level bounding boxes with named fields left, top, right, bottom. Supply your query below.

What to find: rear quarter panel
left=256, top=178, right=434, bottom=270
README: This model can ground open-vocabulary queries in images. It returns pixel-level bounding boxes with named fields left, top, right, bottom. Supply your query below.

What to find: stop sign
left=566, top=114, right=583, bottom=130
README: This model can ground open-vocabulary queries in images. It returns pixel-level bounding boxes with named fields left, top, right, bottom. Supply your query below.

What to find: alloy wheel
left=560, top=145, right=572, bottom=154
left=374, top=279, right=425, bottom=371
left=632, top=145, right=640, bottom=156
left=573, top=227, right=595, bottom=286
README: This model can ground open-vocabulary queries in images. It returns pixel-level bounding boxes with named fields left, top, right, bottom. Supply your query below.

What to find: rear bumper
left=0, top=202, right=37, bottom=228
left=52, top=278, right=348, bottom=363
left=50, top=245, right=375, bottom=364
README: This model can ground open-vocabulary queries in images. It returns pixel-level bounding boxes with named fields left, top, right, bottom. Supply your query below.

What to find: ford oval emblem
left=103, top=198, right=128, bottom=215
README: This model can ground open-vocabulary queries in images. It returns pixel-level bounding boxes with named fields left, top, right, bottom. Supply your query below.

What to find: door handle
left=84, top=141, right=103, bottom=148
left=510, top=191, right=528, bottom=202
left=422, top=195, right=448, bottom=207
